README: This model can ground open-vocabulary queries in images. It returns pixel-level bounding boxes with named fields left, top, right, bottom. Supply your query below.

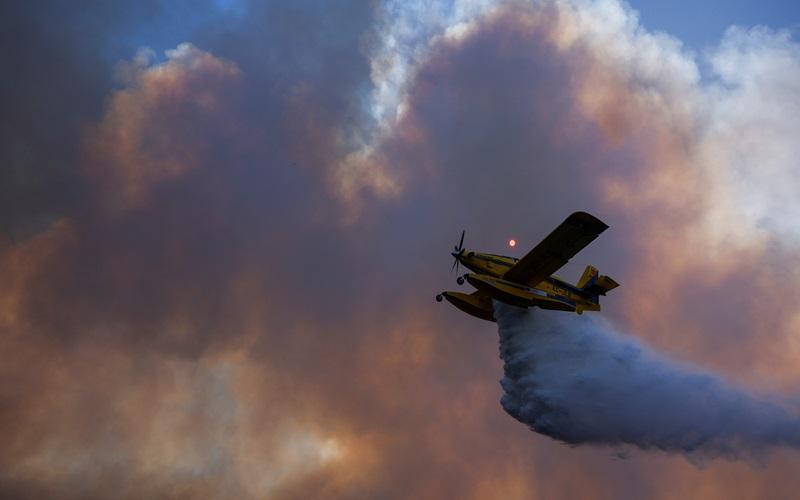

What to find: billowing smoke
left=4, top=0, right=800, bottom=497
left=497, top=302, right=800, bottom=462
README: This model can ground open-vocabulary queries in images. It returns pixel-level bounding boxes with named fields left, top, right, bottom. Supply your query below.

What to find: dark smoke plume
left=497, top=302, right=800, bottom=462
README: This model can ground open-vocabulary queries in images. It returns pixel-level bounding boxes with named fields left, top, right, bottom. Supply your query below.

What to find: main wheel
left=456, top=276, right=465, bottom=285
left=435, top=294, right=443, bottom=302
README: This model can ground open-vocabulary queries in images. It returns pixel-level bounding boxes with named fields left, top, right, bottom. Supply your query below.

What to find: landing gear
left=456, top=276, right=465, bottom=285
left=435, top=294, right=443, bottom=302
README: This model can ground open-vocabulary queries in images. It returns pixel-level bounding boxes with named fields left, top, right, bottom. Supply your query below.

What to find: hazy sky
left=2, top=1, right=800, bottom=499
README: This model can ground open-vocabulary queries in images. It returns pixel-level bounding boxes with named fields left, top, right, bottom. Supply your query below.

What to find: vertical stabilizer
left=578, top=265, right=619, bottom=296
left=577, top=265, right=599, bottom=289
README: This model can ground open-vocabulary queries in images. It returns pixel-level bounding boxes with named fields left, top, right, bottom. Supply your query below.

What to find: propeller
left=451, top=230, right=465, bottom=274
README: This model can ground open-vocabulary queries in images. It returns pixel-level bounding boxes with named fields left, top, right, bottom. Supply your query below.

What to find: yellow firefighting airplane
left=435, top=211, right=618, bottom=322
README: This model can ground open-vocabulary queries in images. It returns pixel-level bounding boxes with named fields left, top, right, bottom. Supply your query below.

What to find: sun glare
left=509, top=239, right=516, bottom=247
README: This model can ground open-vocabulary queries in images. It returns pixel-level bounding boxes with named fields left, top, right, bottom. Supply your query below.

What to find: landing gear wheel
left=435, top=294, right=443, bottom=302
left=456, top=276, right=465, bottom=285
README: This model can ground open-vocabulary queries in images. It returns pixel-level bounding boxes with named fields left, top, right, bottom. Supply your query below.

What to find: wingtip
left=568, top=211, right=609, bottom=232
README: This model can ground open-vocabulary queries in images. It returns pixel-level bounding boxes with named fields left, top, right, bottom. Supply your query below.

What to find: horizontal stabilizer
left=583, top=275, right=619, bottom=296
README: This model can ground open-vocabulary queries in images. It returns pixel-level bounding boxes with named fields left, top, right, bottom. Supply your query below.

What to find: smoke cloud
left=497, top=302, right=800, bottom=462
left=4, top=0, right=800, bottom=497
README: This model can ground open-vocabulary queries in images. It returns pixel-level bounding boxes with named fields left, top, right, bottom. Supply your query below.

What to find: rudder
left=577, top=265, right=599, bottom=289
left=578, top=265, right=619, bottom=296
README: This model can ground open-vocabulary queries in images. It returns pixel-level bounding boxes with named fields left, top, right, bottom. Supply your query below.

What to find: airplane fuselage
left=457, top=251, right=599, bottom=313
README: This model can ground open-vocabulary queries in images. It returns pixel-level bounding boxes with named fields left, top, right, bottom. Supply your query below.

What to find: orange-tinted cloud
left=85, top=44, right=243, bottom=212
left=3, top=1, right=800, bottom=499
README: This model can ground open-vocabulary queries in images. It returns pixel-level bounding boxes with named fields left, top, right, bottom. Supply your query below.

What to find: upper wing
left=502, top=212, right=608, bottom=286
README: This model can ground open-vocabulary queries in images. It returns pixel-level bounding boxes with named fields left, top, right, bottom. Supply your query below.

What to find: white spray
left=497, top=302, right=800, bottom=461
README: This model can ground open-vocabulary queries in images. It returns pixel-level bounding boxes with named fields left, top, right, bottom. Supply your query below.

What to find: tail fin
left=577, top=265, right=619, bottom=296
left=577, top=265, right=598, bottom=289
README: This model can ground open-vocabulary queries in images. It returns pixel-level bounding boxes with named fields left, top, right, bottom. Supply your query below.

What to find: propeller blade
left=451, top=230, right=465, bottom=273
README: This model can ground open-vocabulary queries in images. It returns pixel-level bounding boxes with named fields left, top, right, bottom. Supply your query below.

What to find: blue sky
left=110, top=1, right=800, bottom=66
left=632, top=0, right=800, bottom=49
